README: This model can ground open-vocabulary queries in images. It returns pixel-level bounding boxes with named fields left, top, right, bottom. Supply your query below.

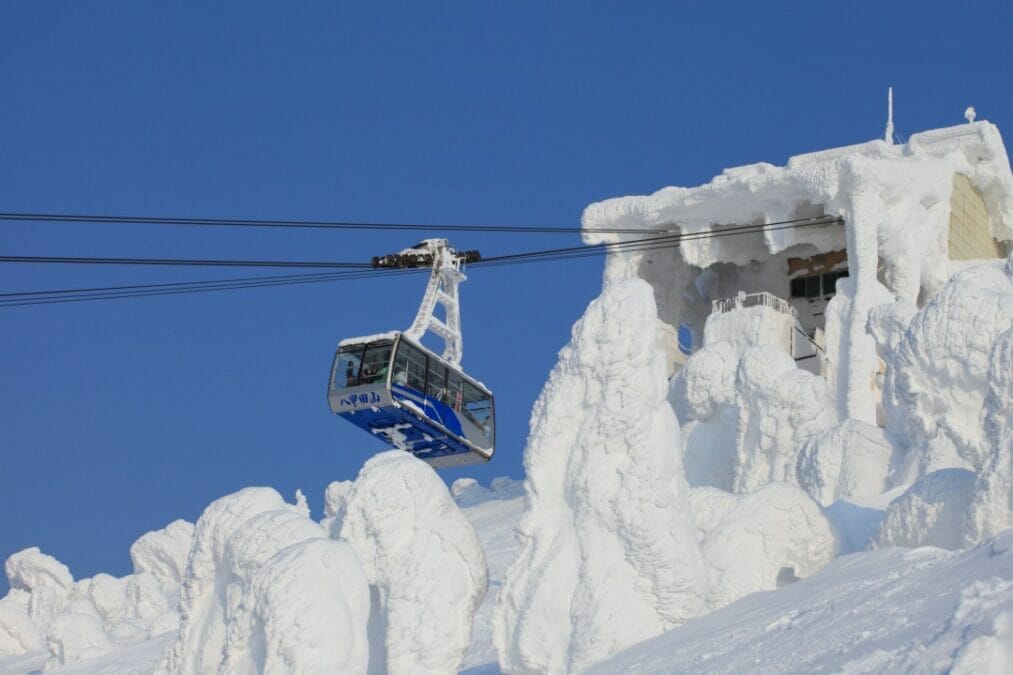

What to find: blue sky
left=1, top=1, right=1010, bottom=591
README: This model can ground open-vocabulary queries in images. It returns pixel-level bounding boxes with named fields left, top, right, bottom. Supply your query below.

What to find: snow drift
left=585, top=531, right=1013, bottom=675
left=495, top=279, right=708, bottom=674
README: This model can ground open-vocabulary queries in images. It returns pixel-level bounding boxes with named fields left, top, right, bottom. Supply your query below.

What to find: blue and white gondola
left=327, top=332, right=495, bottom=468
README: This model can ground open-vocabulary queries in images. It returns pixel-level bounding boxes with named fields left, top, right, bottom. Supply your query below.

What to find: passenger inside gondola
left=329, top=332, right=495, bottom=466
left=336, top=346, right=364, bottom=387
left=359, top=342, right=393, bottom=384
left=392, top=340, right=427, bottom=392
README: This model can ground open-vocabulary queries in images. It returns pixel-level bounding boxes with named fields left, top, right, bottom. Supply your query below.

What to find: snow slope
left=584, top=532, right=1013, bottom=675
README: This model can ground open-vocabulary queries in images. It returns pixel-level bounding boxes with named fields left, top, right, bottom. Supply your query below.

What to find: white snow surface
left=583, top=532, right=1013, bottom=675
left=495, top=279, right=708, bottom=675
left=689, top=483, right=837, bottom=611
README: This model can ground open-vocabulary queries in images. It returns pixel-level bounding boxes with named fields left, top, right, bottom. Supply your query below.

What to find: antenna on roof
left=884, top=87, right=894, bottom=145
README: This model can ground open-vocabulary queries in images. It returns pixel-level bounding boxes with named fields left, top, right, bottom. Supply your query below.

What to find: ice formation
left=158, top=487, right=370, bottom=674
left=867, top=261, right=1013, bottom=550
left=129, top=519, right=195, bottom=589
left=668, top=341, right=739, bottom=490
left=733, top=347, right=838, bottom=492
left=0, top=521, right=200, bottom=669
left=966, top=326, right=1013, bottom=543
left=495, top=279, right=708, bottom=674
left=702, top=302, right=795, bottom=354
left=875, top=468, right=978, bottom=551
left=4, top=548, right=74, bottom=597
left=45, top=610, right=114, bottom=668
left=796, top=419, right=896, bottom=505
left=669, top=342, right=837, bottom=493
left=884, top=264, right=1013, bottom=479
left=328, top=450, right=488, bottom=675
left=0, top=593, right=45, bottom=656
left=690, top=483, right=837, bottom=609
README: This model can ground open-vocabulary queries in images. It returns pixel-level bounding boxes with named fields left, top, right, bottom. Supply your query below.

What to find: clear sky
left=1, top=1, right=1011, bottom=592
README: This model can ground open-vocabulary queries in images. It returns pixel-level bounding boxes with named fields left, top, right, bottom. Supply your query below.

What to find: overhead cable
left=0, top=211, right=663, bottom=235
left=1, top=216, right=844, bottom=307
left=0, top=255, right=371, bottom=269
left=0, top=269, right=422, bottom=308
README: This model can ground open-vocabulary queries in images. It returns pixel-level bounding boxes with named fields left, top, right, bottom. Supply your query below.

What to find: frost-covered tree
left=330, top=451, right=488, bottom=675
left=965, top=327, right=1013, bottom=543
left=158, top=487, right=370, bottom=674
left=495, top=279, right=708, bottom=674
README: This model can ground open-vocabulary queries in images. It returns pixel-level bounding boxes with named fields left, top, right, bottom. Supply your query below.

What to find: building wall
left=949, top=173, right=1006, bottom=260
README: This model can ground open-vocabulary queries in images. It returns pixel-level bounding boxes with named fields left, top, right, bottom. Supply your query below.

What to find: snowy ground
left=455, top=480, right=526, bottom=674
left=0, top=634, right=170, bottom=674
left=585, top=533, right=1013, bottom=674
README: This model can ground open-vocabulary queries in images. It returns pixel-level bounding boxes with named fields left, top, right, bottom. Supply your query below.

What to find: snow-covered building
left=583, top=119, right=1013, bottom=426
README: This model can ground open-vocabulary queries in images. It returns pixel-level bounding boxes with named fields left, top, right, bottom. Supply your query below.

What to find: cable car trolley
left=328, top=239, right=494, bottom=468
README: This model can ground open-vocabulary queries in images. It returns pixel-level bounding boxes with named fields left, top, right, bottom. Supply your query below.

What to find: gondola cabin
left=328, top=332, right=495, bottom=468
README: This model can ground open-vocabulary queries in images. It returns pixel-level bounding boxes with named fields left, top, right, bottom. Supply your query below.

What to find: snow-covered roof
left=337, top=331, right=402, bottom=347
left=582, top=122, right=1013, bottom=269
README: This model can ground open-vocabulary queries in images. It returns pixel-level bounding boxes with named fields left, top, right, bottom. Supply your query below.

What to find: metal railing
left=709, top=291, right=824, bottom=372
left=711, top=291, right=799, bottom=320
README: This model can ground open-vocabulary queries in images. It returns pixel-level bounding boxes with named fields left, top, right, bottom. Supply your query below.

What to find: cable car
left=327, top=240, right=494, bottom=468
left=327, top=332, right=494, bottom=467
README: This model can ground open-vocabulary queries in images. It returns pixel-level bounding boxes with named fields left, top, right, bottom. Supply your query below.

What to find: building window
left=790, top=270, right=848, bottom=300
